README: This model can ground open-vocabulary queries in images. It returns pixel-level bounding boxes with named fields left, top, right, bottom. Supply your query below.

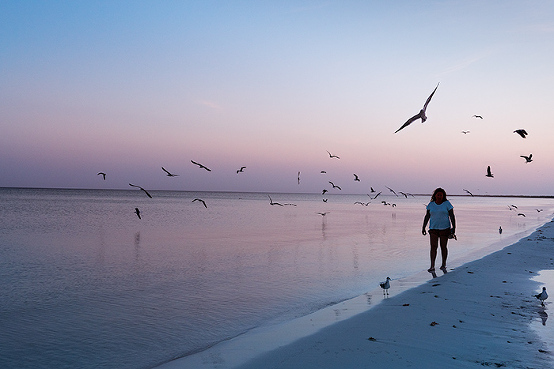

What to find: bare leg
left=429, top=232, right=439, bottom=270
left=439, top=235, right=449, bottom=269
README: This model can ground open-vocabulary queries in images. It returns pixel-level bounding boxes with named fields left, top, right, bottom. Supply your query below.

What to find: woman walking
left=422, top=188, right=456, bottom=273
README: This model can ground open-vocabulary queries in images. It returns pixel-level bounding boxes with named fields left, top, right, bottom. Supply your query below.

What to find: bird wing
left=141, top=188, right=152, bottom=198
left=422, top=83, right=439, bottom=112
left=162, top=167, right=169, bottom=174
left=395, top=113, right=421, bottom=133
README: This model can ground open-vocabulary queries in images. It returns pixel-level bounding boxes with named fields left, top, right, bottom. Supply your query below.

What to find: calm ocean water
left=1, top=188, right=553, bottom=369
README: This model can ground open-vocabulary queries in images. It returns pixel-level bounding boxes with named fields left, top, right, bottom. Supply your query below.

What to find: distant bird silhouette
left=327, top=151, right=340, bottom=159
left=97, top=172, right=106, bottom=180
left=463, top=189, right=474, bottom=196
left=317, top=212, right=329, bottom=216
left=394, top=83, right=439, bottom=133
left=386, top=186, right=398, bottom=196
left=320, top=170, right=327, bottom=174
left=322, top=198, right=328, bottom=202
left=371, top=191, right=382, bottom=200
left=499, top=226, right=502, bottom=234
left=237, top=166, right=246, bottom=173
left=162, top=167, right=179, bottom=177
left=486, top=166, right=494, bottom=178
left=322, top=189, right=328, bottom=195
left=370, top=187, right=375, bottom=193
left=472, top=115, right=483, bottom=119
left=514, top=129, right=528, bottom=138
left=135, top=208, right=141, bottom=219
left=192, top=198, right=207, bottom=208
left=461, top=130, right=470, bottom=134
left=517, top=213, right=526, bottom=217
left=268, top=195, right=283, bottom=206
left=191, top=160, right=211, bottom=171
left=535, top=287, right=548, bottom=306
left=536, top=209, right=543, bottom=212
left=298, top=171, right=301, bottom=184
left=520, top=154, right=533, bottom=163
left=329, top=181, right=342, bottom=190
left=353, top=174, right=360, bottom=182
left=380, top=277, right=391, bottom=296
left=129, top=183, right=152, bottom=198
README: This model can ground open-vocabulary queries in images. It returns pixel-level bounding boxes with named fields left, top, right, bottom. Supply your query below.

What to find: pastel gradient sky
left=2, top=1, right=554, bottom=195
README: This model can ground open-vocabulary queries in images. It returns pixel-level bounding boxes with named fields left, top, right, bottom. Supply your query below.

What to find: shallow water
left=0, top=188, right=553, bottom=368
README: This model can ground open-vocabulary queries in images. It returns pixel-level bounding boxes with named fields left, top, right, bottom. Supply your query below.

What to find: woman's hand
left=422, top=228, right=427, bottom=236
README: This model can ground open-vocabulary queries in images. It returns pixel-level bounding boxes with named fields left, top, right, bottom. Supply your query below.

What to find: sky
left=1, top=0, right=554, bottom=196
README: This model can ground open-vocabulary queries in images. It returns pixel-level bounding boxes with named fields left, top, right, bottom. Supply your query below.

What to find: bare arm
left=449, top=209, right=456, bottom=233
left=422, top=210, right=430, bottom=235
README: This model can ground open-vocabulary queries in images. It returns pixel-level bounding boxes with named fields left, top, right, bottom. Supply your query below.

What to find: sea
left=1, top=187, right=553, bottom=369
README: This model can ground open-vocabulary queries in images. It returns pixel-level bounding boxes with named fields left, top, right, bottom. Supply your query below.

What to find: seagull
left=97, top=172, right=106, bottom=180
left=320, top=170, right=327, bottom=174
left=394, top=83, right=439, bottom=134
left=298, top=171, right=301, bottom=185
left=191, top=160, right=211, bottom=171
left=329, top=181, right=342, bottom=190
left=237, top=166, right=246, bottom=173
left=520, top=154, right=533, bottom=163
left=317, top=212, right=329, bottom=216
left=386, top=186, right=398, bottom=196
left=135, top=208, right=141, bottom=219
left=461, top=130, right=470, bottom=134
left=327, top=151, right=340, bottom=159
left=353, top=174, right=360, bottom=182
left=322, top=198, right=328, bottom=202
left=499, top=226, right=502, bottom=234
left=322, top=189, right=328, bottom=195
left=162, top=167, right=179, bottom=177
left=463, top=189, right=474, bottom=196
left=536, top=209, right=543, bottom=212
left=535, top=287, right=548, bottom=306
left=399, top=191, right=408, bottom=198
left=380, top=277, right=391, bottom=296
left=370, top=187, right=376, bottom=193
left=514, top=129, right=528, bottom=138
left=517, top=213, right=526, bottom=217
left=129, top=183, right=152, bottom=198
left=192, top=198, right=207, bottom=208
left=486, top=166, right=494, bottom=178
left=472, top=115, right=483, bottom=119
left=371, top=191, right=382, bottom=200
left=268, top=195, right=283, bottom=206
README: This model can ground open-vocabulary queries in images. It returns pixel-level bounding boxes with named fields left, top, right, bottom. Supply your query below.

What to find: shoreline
left=158, top=219, right=554, bottom=369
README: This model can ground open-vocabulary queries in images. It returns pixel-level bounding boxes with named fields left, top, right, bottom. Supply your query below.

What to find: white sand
left=160, top=220, right=554, bottom=369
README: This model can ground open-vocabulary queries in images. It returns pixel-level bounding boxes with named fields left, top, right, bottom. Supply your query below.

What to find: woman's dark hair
left=431, top=187, right=447, bottom=202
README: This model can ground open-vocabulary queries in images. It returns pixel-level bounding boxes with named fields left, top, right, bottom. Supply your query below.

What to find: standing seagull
left=162, top=167, right=179, bottom=177
left=191, top=160, right=211, bottom=171
left=380, top=277, right=391, bottom=296
left=514, top=129, right=528, bottom=138
left=129, top=183, right=152, bottom=198
left=327, top=151, right=340, bottom=159
left=135, top=208, right=142, bottom=219
left=520, top=154, right=533, bottom=163
left=394, top=83, right=439, bottom=134
left=192, top=198, right=207, bottom=208
left=535, top=287, right=548, bottom=306
left=97, top=172, right=106, bottom=180
left=486, top=166, right=494, bottom=178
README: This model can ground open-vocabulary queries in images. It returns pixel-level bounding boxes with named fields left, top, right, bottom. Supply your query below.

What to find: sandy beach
left=161, top=219, right=554, bottom=369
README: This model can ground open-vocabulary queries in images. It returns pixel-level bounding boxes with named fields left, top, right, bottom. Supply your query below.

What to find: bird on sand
left=394, top=83, right=439, bottom=134
left=380, top=277, right=391, bottom=296
left=135, top=208, right=141, bottom=219
left=486, top=166, right=494, bottom=178
left=97, top=172, right=106, bottom=180
left=463, top=189, right=474, bottom=197
left=129, top=183, right=152, bottom=198
left=162, top=167, right=179, bottom=177
left=329, top=181, right=342, bottom=190
left=191, top=160, right=211, bottom=171
left=327, top=151, right=340, bottom=159
left=514, top=129, right=528, bottom=138
left=192, top=198, right=207, bottom=208
left=472, top=115, right=483, bottom=119
left=520, top=154, right=533, bottom=163
left=353, top=174, right=360, bottom=182
left=237, top=166, right=246, bottom=173
left=268, top=195, right=283, bottom=206
left=535, top=287, right=548, bottom=306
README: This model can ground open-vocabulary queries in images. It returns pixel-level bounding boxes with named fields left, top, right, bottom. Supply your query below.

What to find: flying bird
left=520, top=154, right=533, bottom=163
left=134, top=208, right=141, bottom=219
left=499, top=226, right=502, bottom=234
left=268, top=195, right=283, bottom=206
left=298, top=171, right=301, bottom=185
left=322, top=189, right=328, bottom=195
left=514, top=129, right=528, bottom=138
left=379, top=277, right=391, bottom=296
left=129, top=183, right=152, bottom=198
left=162, top=167, right=179, bottom=177
left=535, top=287, right=548, bottom=306
left=486, top=166, right=494, bottom=178
left=472, top=115, right=483, bottom=119
left=394, top=83, right=439, bottom=134
left=191, top=160, right=211, bottom=171
left=329, top=181, right=342, bottom=190
left=517, top=213, right=526, bottom=217
left=386, top=186, right=398, bottom=196
left=463, top=189, right=474, bottom=197
left=461, top=130, right=470, bottom=134
left=322, top=198, right=328, bottom=202
left=370, top=191, right=382, bottom=200
left=192, top=198, right=207, bottom=208
left=353, top=174, right=360, bottom=182
left=317, top=212, right=329, bottom=216
left=237, top=166, right=246, bottom=173
left=97, top=172, right=106, bottom=180
left=370, top=187, right=375, bottom=193
left=327, top=151, right=340, bottom=159
left=320, top=170, right=327, bottom=174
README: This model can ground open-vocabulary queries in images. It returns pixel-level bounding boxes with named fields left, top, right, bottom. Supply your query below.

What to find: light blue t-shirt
left=426, top=200, right=453, bottom=230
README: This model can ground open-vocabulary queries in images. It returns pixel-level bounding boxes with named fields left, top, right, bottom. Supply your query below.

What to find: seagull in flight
left=370, top=191, right=382, bottom=200
left=486, top=166, right=494, bottom=178
left=135, top=208, right=141, bottom=219
left=379, top=277, right=391, bottom=296
left=472, top=115, right=483, bottom=119
left=535, top=287, right=548, bottom=306
left=237, top=166, right=246, bottom=173
left=520, top=154, right=533, bottom=163
left=191, top=160, right=211, bottom=171
left=162, top=167, right=179, bottom=177
left=461, top=130, right=470, bottom=134
left=370, top=187, right=375, bottom=193
left=463, top=189, right=474, bottom=196
left=298, top=171, right=301, bottom=184
left=353, top=174, right=360, bottom=182
left=394, top=83, right=439, bottom=134
left=317, top=212, right=329, bottom=216
left=329, top=181, right=342, bottom=190
left=268, top=195, right=283, bottom=206
left=327, top=151, right=340, bottom=159
left=97, top=172, right=106, bottom=180
left=129, top=183, right=152, bottom=198
left=192, top=198, right=207, bottom=208
left=322, top=189, right=328, bottom=195
left=514, top=129, right=528, bottom=138
left=386, top=186, right=398, bottom=196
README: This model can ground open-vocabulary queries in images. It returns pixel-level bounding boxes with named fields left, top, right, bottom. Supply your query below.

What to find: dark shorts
left=428, top=228, right=451, bottom=237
